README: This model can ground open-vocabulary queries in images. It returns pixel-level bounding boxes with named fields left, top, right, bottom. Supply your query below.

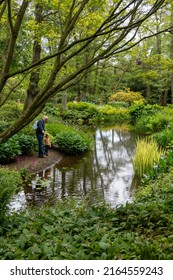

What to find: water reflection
left=9, top=127, right=137, bottom=211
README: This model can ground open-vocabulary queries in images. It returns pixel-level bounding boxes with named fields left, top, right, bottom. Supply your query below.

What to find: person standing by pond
left=36, top=115, right=48, bottom=158
left=44, top=133, right=51, bottom=156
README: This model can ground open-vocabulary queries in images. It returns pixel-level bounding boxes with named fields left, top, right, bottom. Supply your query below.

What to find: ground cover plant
left=0, top=136, right=22, bottom=163
left=0, top=133, right=36, bottom=163
left=1, top=165, right=173, bottom=260
left=132, top=104, right=172, bottom=135
left=0, top=168, right=23, bottom=225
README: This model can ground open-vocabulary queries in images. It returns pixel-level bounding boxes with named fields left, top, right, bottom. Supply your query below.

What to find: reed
left=132, top=138, right=165, bottom=178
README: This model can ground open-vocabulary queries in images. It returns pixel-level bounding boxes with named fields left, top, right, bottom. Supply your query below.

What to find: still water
left=9, top=126, right=137, bottom=211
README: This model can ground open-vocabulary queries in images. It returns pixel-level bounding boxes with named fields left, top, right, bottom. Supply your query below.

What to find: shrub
left=132, top=138, right=165, bottom=178
left=44, top=103, right=61, bottom=116
left=140, top=150, right=173, bottom=185
left=0, top=102, right=23, bottom=122
left=53, top=129, right=92, bottom=155
left=46, top=122, right=69, bottom=136
left=0, top=133, right=36, bottom=163
left=153, top=128, right=173, bottom=148
left=98, top=105, right=130, bottom=123
left=14, top=134, right=37, bottom=155
left=150, top=114, right=170, bottom=132
left=129, top=101, right=145, bottom=123
left=67, top=101, right=98, bottom=112
left=109, top=88, right=144, bottom=105
left=62, top=102, right=99, bottom=124
left=0, top=120, right=12, bottom=133
left=134, top=108, right=170, bottom=135
left=0, top=137, right=21, bottom=163
left=109, top=101, right=130, bottom=108
left=0, top=167, right=23, bottom=224
left=61, top=109, right=84, bottom=123
left=135, top=116, right=153, bottom=134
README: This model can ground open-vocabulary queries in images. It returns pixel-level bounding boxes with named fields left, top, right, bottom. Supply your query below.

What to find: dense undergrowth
left=0, top=167, right=173, bottom=260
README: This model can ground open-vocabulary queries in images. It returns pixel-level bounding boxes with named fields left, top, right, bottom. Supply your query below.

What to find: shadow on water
left=9, top=126, right=139, bottom=211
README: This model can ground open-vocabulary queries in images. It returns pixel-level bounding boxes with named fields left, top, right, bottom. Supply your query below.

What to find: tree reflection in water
left=9, top=127, right=137, bottom=211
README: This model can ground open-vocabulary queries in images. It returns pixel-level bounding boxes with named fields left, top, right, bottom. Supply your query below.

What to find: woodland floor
left=6, top=148, right=64, bottom=174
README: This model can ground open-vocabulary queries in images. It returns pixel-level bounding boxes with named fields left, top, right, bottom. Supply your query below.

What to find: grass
left=132, top=138, right=165, bottom=178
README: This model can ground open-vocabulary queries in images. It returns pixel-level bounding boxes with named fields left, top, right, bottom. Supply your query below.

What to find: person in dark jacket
left=36, top=115, right=48, bottom=158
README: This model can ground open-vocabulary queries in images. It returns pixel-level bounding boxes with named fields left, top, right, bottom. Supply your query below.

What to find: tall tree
left=0, top=0, right=170, bottom=143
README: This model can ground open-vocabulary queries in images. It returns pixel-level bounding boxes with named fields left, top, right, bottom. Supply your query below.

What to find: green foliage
left=132, top=138, right=165, bottom=178
left=0, top=102, right=23, bottom=134
left=0, top=133, right=37, bottom=163
left=62, top=102, right=99, bottom=124
left=134, top=106, right=169, bottom=135
left=0, top=168, right=23, bottom=224
left=109, top=88, right=144, bottom=105
left=141, top=150, right=173, bottom=185
left=153, top=128, right=173, bottom=148
left=0, top=120, right=11, bottom=133
left=46, top=122, right=71, bottom=136
left=98, top=105, right=130, bottom=123
left=67, top=101, right=97, bottom=112
left=61, top=109, right=84, bottom=124
left=0, top=102, right=23, bottom=122
left=14, top=134, right=37, bottom=155
left=53, top=129, right=92, bottom=155
left=131, top=103, right=163, bottom=125
left=0, top=137, right=21, bottom=163
left=150, top=114, right=170, bottom=133
left=108, top=101, right=130, bottom=108
left=44, top=103, right=61, bottom=116
left=53, top=102, right=131, bottom=125
left=135, top=115, right=153, bottom=134
left=129, top=102, right=145, bottom=123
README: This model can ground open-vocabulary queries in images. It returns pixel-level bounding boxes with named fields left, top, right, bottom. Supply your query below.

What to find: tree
left=0, top=0, right=170, bottom=143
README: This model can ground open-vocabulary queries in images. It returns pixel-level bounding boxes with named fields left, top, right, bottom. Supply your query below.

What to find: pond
left=9, top=126, right=137, bottom=211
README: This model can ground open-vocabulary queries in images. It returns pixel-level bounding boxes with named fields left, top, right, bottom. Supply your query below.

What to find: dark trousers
left=45, top=145, right=49, bottom=155
left=36, top=133, right=44, bottom=156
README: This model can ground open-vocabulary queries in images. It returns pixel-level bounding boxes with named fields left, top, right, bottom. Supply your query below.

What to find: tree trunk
left=0, top=0, right=29, bottom=105
left=170, top=6, right=173, bottom=104
left=93, top=61, right=99, bottom=96
left=23, top=4, right=43, bottom=110
left=146, top=82, right=152, bottom=101
left=163, top=89, right=168, bottom=106
left=61, top=92, right=67, bottom=112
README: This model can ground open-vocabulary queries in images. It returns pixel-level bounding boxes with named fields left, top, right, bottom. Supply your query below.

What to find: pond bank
left=7, top=148, right=64, bottom=174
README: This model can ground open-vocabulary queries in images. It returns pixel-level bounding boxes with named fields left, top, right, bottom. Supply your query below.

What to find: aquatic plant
left=132, top=138, right=165, bottom=178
